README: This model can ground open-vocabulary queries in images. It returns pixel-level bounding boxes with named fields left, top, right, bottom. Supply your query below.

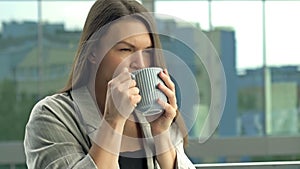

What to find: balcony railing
left=1, top=136, right=300, bottom=169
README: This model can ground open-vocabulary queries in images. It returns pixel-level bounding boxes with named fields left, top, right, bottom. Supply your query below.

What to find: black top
left=118, top=150, right=148, bottom=169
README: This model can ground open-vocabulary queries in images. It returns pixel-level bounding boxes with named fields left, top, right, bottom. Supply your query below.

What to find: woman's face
left=96, top=19, right=153, bottom=83
left=93, top=18, right=153, bottom=111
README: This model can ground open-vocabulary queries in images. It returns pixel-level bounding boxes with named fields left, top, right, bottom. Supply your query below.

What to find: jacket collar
left=71, top=86, right=101, bottom=135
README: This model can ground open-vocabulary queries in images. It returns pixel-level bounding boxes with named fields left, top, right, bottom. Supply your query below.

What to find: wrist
left=92, top=119, right=124, bottom=156
left=104, top=115, right=126, bottom=133
left=151, top=127, right=166, bottom=136
left=153, top=130, right=174, bottom=154
left=154, top=131, right=177, bottom=169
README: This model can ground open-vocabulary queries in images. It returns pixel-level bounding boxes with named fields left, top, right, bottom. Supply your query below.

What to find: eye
left=120, top=48, right=132, bottom=52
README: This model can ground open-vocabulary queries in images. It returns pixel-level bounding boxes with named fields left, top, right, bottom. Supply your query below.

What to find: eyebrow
left=116, top=41, right=153, bottom=49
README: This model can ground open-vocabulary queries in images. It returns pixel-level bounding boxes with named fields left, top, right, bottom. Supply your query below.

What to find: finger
left=128, top=86, right=139, bottom=95
left=157, top=98, right=176, bottom=120
left=118, top=77, right=136, bottom=91
left=129, top=87, right=141, bottom=107
left=109, top=75, right=134, bottom=92
left=129, top=79, right=137, bottom=88
left=164, top=68, right=170, bottom=76
left=129, top=94, right=141, bottom=107
left=110, top=80, right=130, bottom=93
left=110, top=68, right=132, bottom=86
left=159, top=70, right=175, bottom=92
left=117, top=69, right=132, bottom=84
left=157, top=83, right=177, bottom=110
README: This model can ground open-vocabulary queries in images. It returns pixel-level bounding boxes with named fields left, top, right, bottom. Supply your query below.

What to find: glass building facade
left=0, top=0, right=299, bottom=168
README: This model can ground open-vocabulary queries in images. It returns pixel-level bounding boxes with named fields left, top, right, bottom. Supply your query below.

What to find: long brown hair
left=61, top=0, right=162, bottom=92
left=60, top=0, right=188, bottom=147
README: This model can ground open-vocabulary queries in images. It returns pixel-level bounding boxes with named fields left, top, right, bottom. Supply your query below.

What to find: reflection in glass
left=0, top=0, right=300, bottom=167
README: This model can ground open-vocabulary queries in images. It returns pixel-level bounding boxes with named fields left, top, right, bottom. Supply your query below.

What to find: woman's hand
left=150, top=69, right=178, bottom=136
left=104, top=68, right=141, bottom=125
left=147, top=69, right=178, bottom=169
left=90, top=68, right=141, bottom=169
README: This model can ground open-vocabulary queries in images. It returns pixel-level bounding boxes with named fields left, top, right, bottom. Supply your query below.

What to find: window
left=1, top=0, right=299, bottom=168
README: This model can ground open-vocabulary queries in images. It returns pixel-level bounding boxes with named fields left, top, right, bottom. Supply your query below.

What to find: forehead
left=102, top=18, right=150, bottom=46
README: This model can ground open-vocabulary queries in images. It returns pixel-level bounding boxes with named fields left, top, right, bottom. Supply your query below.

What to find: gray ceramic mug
left=131, top=67, right=168, bottom=116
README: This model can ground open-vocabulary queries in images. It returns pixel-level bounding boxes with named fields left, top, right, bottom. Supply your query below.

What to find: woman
left=24, top=0, right=195, bottom=168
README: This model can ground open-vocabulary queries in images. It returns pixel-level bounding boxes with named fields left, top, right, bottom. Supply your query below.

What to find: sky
left=0, top=0, right=300, bottom=70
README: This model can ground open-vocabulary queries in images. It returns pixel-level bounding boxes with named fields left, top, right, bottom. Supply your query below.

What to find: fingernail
left=157, top=98, right=162, bottom=103
left=131, top=73, right=135, bottom=79
left=157, top=98, right=164, bottom=107
left=163, top=69, right=167, bottom=74
left=156, top=83, right=161, bottom=89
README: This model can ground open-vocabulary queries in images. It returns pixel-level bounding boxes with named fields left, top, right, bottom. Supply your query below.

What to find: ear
left=88, top=53, right=97, bottom=64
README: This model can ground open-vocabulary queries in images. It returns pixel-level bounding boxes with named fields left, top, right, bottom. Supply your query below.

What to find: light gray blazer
left=24, top=87, right=195, bottom=169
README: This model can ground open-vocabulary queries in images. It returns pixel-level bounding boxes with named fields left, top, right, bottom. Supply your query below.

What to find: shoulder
left=24, top=92, right=94, bottom=168
left=29, top=92, right=75, bottom=121
left=26, top=92, right=83, bottom=134
left=32, top=92, right=74, bottom=114
left=25, top=91, right=90, bottom=146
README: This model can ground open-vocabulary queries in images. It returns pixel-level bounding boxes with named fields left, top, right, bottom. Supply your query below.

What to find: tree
left=0, top=79, right=35, bottom=140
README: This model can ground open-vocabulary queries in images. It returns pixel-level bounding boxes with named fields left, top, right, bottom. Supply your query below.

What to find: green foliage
left=0, top=79, right=35, bottom=140
left=252, top=154, right=300, bottom=162
left=0, top=164, right=27, bottom=169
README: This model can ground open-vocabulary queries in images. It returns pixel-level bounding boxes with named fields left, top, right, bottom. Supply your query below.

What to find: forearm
left=89, top=119, right=125, bottom=169
left=156, top=147, right=176, bottom=169
left=153, top=131, right=176, bottom=169
left=89, top=143, right=119, bottom=169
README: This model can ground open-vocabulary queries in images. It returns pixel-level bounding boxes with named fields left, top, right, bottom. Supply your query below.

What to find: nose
left=130, top=50, right=146, bottom=70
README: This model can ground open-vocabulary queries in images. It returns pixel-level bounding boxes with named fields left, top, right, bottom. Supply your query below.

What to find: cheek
left=100, top=54, right=128, bottom=80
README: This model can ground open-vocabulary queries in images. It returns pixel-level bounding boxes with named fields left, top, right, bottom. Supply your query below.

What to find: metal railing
left=195, top=161, right=300, bottom=169
left=1, top=136, right=300, bottom=169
